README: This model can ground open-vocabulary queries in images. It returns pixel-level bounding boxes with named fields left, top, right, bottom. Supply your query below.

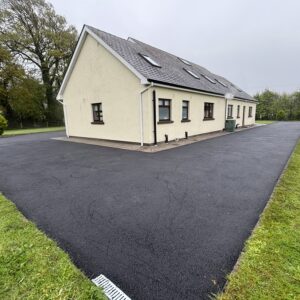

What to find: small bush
left=0, top=114, right=8, bottom=135
left=277, top=110, right=286, bottom=120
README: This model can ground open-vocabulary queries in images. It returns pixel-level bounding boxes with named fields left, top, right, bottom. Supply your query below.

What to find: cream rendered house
left=57, top=25, right=257, bottom=145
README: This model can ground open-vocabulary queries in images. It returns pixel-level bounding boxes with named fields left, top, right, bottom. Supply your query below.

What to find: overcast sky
left=51, top=0, right=300, bottom=95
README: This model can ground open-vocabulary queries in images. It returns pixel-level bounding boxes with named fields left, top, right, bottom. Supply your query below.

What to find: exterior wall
left=142, top=87, right=256, bottom=144
left=63, top=34, right=256, bottom=145
left=227, top=99, right=256, bottom=127
left=63, top=34, right=143, bottom=143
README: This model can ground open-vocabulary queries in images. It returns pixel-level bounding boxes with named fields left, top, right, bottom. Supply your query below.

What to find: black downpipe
left=185, top=131, right=188, bottom=139
left=152, top=90, right=157, bottom=145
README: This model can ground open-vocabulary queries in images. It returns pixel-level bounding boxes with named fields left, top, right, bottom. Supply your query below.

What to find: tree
left=0, top=0, right=77, bottom=121
left=0, top=113, right=8, bottom=135
left=0, top=46, right=25, bottom=118
left=0, top=45, right=46, bottom=126
left=277, top=110, right=286, bottom=120
left=9, top=78, right=45, bottom=127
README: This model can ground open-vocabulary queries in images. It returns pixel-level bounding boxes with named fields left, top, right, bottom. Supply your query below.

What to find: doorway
left=242, top=106, right=246, bottom=126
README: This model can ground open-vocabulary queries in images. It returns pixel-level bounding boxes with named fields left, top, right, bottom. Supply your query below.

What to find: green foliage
left=0, top=0, right=78, bottom=121
left=9, top=78, right=45, bottom=122
left=0, top=114, right=8, bottom=135
left=217, top=142, right=300, bottom=300
left=0, top=194, right=106, bottom=299
left=255, top=89, right=300, bottom=120
left=277, top=110, right=286, bottom=120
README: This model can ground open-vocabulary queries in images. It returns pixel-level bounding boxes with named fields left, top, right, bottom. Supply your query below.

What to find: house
left=57, top=25, right=257, bottom=145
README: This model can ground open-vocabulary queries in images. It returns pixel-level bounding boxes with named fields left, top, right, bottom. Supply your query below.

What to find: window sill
left=157, top=120, right=174, bottom=124
left=227, top=117, right=233, bottom=119
left=181, top=119, right=191, bottom=123
left=91, top=121, right=104, bottom=125
left=203, top=117, right=215, bottom=121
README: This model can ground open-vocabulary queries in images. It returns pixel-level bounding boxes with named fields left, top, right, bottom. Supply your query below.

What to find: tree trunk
left=41, top=64, right=56, bottom=121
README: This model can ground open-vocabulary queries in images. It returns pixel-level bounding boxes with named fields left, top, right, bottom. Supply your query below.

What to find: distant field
left=255, top=120, right=275, bottom=124
left=3, top=127, right=65, bottom=136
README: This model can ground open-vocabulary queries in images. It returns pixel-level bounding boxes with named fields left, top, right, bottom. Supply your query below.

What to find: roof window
left=215, top=79, right=228, bottom=87
left=201, top=74, right=216, bottom=84
left=183, top=68, right=200, bottom=79
left=140, top=54, right=161, bottom=67
left=231, top=83, right=242, bottom=92
left=178, top=57, right=192, bottom=66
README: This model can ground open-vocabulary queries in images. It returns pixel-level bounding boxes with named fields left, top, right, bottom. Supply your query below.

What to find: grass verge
left=3, top=127, right=65, bottom=136
left=0, top=193, right=106, bottom=300
left=217, top=141, right=300, bottom=300
left=255, top=120, right=275, bottom=124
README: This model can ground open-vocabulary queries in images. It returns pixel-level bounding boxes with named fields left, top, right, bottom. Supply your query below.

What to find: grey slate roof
left=87, top=25, right=254, bottom=101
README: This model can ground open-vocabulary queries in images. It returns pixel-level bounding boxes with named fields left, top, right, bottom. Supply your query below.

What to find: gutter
left=149, top=81, right=257, bottom=103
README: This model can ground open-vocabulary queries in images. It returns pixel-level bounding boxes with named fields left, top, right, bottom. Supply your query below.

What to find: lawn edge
left=218, top=138, right=300, bottom=297
left=0, top=191, right=107, bottom=299
left=1, top=127, right=65, bottom=138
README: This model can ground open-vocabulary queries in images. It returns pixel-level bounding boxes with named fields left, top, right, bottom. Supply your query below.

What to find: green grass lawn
left=217, top=142, right=300, bottom=300
left=3, top=126, right=65, bottom=136
left=255, top=120, right=275, bottom=124
left=0, top=193, right=106, bottom=300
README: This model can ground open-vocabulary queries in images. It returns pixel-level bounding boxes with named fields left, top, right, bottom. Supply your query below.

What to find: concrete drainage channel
left=92, top=274, right=131, bottom=300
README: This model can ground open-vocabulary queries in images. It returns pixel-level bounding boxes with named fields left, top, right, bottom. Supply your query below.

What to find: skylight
left=178, top=57, right=192, bottom=66
left=201, top=74, right=216, bottom=84
left=215, top=79, right=228, bottom=87
left=140, top=54, right=161, bottom=67
left=231, top=83, right=242, bottom=92
left=183, top=68, right=200, bottom=79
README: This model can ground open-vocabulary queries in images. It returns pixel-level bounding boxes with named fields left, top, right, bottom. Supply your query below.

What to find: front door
left=242, top=106, right=246, bottom=126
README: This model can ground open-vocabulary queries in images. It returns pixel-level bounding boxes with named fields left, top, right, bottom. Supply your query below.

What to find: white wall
left=143, top=86, right=256, bottom=144
left=227, top=99, right=256, bottom=127
left=63, top=34, right=143, bottom=143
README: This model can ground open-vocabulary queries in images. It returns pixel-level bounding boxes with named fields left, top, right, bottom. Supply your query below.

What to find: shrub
left=0, top=114, right=8, bottom=135
left=277, top=110, right=286, bottom=120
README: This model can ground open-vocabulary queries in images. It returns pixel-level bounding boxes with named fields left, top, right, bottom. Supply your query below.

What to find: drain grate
left=92, top=274, right=131, bottom=300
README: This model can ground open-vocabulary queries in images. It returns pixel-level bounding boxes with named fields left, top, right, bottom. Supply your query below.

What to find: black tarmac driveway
left=1, top=122, right=300, bottom=299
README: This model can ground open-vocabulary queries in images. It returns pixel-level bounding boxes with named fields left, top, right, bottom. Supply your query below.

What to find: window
left=204, top=102, right=214, bottom=119
left=159, top=99, right=171, bottom=121
left=91, top=103, right=103, bottom=124
left=227, top=104, right=233, bottom=118
left=183, top=68, right=200, bottom=79
left=231, top=83, right=242, bottom=92
left=178, top=57, right=191, bottom=66
left=237, top=105, right=240, bottom=118
left=140, top=54, right=161, bottom=67
left=249, top=106, right=253, bottom=117
left=216, top=79, right=228, bottom=87
left=182, top=101, right=189, bottom=121
left=201, top=74, right=216, bottom=84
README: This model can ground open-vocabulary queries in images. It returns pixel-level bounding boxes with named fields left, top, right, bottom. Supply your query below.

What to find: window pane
left=159, top=107, right=170, bottom=120
left=182, top=108, right=188, bottom=119
left=159, top=100, right=163, bottom=106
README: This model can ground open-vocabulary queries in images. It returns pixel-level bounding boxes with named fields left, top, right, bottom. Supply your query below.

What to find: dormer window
left=183, top=68, right=200, bottom=79
left=201, top=74, right=216, bottom=84
left=139, top=54, right=161, bottom=67
left=178, top=57, right=192, bottom=66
